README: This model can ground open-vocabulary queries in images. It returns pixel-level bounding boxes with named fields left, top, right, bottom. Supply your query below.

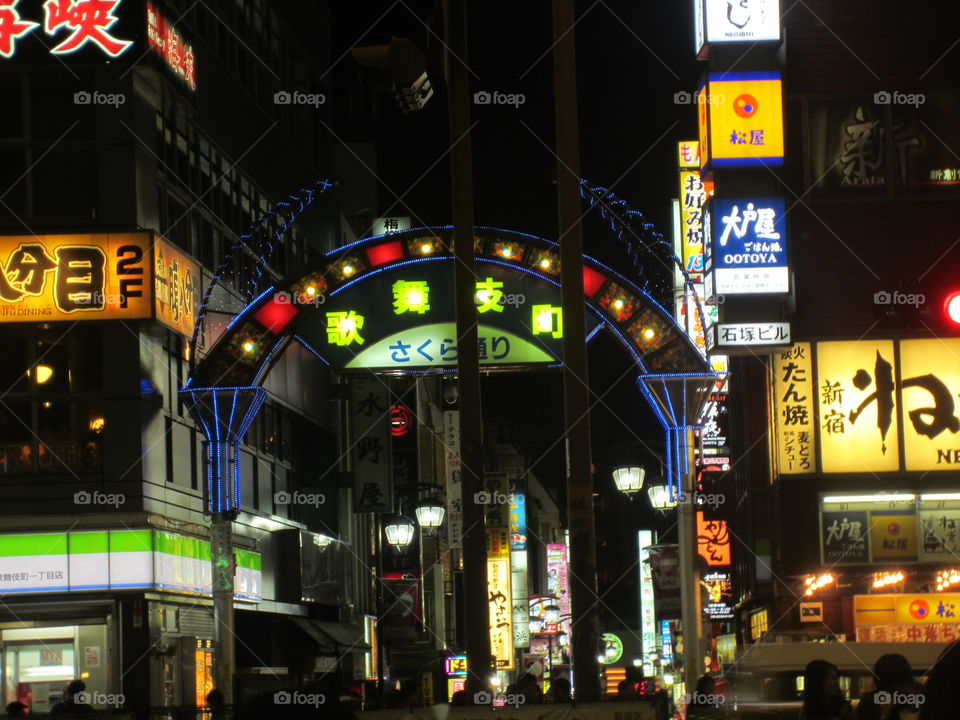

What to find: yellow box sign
left=856, top=593, right=960, bottom=625
left=771, top=343, right=816, bottom=475
left=0, top=233, right=199, bottom=337
left=698, top=71, right=784, bottom=169
left=679, top=167, right=707, bottom=279
left=773, top=338, right=960, bottom=476
left=487, top=557, right=514, bottom=670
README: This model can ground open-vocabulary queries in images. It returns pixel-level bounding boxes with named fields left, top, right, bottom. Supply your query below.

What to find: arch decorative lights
left=612, top=466, right=645, bottom=494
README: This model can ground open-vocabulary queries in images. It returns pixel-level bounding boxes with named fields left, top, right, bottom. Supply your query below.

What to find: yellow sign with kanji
left=487, top=557, right=514, bottom=669
left=699, top=71, right=784, bottom=169
left=899, top=338, right=960, bottom=471
left=771, top=343, right=816, bottom=475
left=855, top=593, right=960, bottom=627
left=816, top=340, right=900, bottom=473
left=0, top=233, right=202, bottom=335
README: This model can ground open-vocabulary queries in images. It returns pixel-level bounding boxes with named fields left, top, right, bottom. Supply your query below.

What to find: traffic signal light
left=944, top=290, right=960, bottom=328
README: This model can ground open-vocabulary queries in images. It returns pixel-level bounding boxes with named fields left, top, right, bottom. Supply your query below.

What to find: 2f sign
left=0, top=234, right=151, bottom=323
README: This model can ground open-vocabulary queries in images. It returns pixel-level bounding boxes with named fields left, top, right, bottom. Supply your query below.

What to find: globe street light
left=612, top=466, right=645, bottom=495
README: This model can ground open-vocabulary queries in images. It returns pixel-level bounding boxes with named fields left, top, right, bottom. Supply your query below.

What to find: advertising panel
left=816, top=340, right=900, bottom=473
left=899, top=338, right=960, bottom=472
left=710, top=197, right=789, bottom=294
left=350, top=378, right=393, bottom=512
left=703, top=0, right=781, bottom=45
left=153, top=239, right=200, bottom=337
left=770, top=344, right=815, bottom=476
left=638, top=531, right=657, bottom=654
left=487, top=558, right=514, bottom=669
left=443, top=411, right=463, bottom=548
left=699, top=72, right=784, bottom=168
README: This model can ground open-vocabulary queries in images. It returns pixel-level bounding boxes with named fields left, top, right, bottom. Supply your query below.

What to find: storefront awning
left=292, top=617, right=370, bottom=655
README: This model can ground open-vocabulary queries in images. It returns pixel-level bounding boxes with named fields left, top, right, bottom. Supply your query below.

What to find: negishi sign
left=772, top=339, right=960, bottom=474
left=0, top=232, right=199, bottom=336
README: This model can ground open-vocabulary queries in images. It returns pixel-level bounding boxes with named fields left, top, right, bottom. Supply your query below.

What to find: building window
left=0, top=327, right=103, bottom=474
left=749, top=609, right=769, bottom=641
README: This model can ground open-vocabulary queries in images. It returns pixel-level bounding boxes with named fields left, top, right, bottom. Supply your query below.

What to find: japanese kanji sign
left=146, top=2, right=196, bottom=90
left=708, top=196, right=789, bottom=295
left=856, top=593, right=960, bottom=634
left=677, top=143, right=712, bottom=280
left=820, top=510, right=869, bottom=564
left=817, top=339, right=901, bottom=473
left=870, top=511, right=917, bottom=561
left=487, top=557, right=514, bottom=669
left=919, top=498, right=960, bottom=563
left=698, top=71, right=784, bottom=169
left=349, top=378, right=393, bottom=513
left=899, top=338, right=960, bottom=471
left=484, top=474, right=510, bottom=560
left=443, top=411, right=463, bottom=548
left=697, top=512, right=731, bottom=566
left=708, top=322, right=790, bottom=350
left=0, top=0, right=133, bottom=59
left=696, top=0, right=780, bottom=52
left=0, top=233, right=198, bottom=333
left=771, top=343, right=816, bottom=475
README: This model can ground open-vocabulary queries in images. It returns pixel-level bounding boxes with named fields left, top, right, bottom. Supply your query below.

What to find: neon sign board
left=0, top=0, right=133, bottom=58
left=707, top=196, right=789, bottom=295
left=146, top=2, right=196, bottom=89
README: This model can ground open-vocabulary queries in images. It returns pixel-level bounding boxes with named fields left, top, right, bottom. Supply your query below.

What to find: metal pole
left=376, top=515, right=387, bottom=708
left=444, top=0, right=493, bottom=697
left=678, top=427, right=703, bottom=692
left=210, top=514, right=236, bottom=704
left=553, top=0, right=600, bottom=702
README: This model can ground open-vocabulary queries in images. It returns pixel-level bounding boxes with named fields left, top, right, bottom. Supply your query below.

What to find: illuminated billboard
left=0, top=233, right=199, bottom=334
left=772, top=338, right=960, bottom=475
left=708, top=197, right=789, bottom=294
left=698, top=71, right=784, bottom=168
left=696, top=0, right=781, bottom=55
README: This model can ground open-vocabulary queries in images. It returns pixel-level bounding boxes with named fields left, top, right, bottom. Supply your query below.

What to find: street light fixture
left=648, top=483, right=678, bottom=511
left=384, top=516, right=416, bottom=548
left=415, top=484, right=446, bottom=530
left=612, top=466, right=645, bottom=494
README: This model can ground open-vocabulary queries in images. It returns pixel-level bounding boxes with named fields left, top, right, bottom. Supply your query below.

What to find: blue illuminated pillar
left=181, top=386, right=267, bottom=705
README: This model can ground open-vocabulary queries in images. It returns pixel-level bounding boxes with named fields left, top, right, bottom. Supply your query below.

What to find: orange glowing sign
left=0, top=233, right=199, bottom=336
left=697, top=512, right=731, bottom=566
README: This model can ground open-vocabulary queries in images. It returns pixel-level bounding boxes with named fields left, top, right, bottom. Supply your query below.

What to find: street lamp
left=384, top=516, right=416, bottom=548
left=415, top=484, right=446, bottom=530
left=648, top=483, right=678, bottom=511
left=612, top=466, right=645, bottom=494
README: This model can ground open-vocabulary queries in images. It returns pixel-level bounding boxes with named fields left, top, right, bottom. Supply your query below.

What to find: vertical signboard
left=350, top=378, right=393, bottom=512
left=710, top=196, right=789, bottom=295
left=484, top=474, right=513, bottom=668
left=487, top=558, right=514, bottom=669
left=703, top=0, right=781, bottom=45
left=816, top=340, right=900, bottom=473
left=443, top=411, right=463, bottom=547
left=509, top=483, right=530, bottom=648
left=678, top=142, right=708, bottom=281
left=771, top=343, right=816, bottom=475
left=638, top=530, right=656, bottom=655
left=920, top=495, right=960, bottom=563
left=153, top=239, right=200, bottom=337
left=546, top=543, right=572, bottom=644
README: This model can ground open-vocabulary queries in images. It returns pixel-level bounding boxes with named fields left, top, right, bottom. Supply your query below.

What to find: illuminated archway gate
left=184, top=226, right=716, bottom=504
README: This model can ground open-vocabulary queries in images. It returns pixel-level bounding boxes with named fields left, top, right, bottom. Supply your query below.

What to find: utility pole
left=553, top=0, right=600, bottom=702
left=210, top=517, right=236, bottom=703
left=444, top=0, right=493, bottom=696
left=678, top=427, right=703, bottom=692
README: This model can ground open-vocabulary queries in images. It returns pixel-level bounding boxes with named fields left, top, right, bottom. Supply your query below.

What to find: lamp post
left=415, top=484, right=446, bottom=532
left=648, top=483, right=678, bottom=512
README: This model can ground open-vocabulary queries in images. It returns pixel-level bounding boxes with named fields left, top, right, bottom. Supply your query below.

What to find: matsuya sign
left=772, top=339, right=960, bottom=474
